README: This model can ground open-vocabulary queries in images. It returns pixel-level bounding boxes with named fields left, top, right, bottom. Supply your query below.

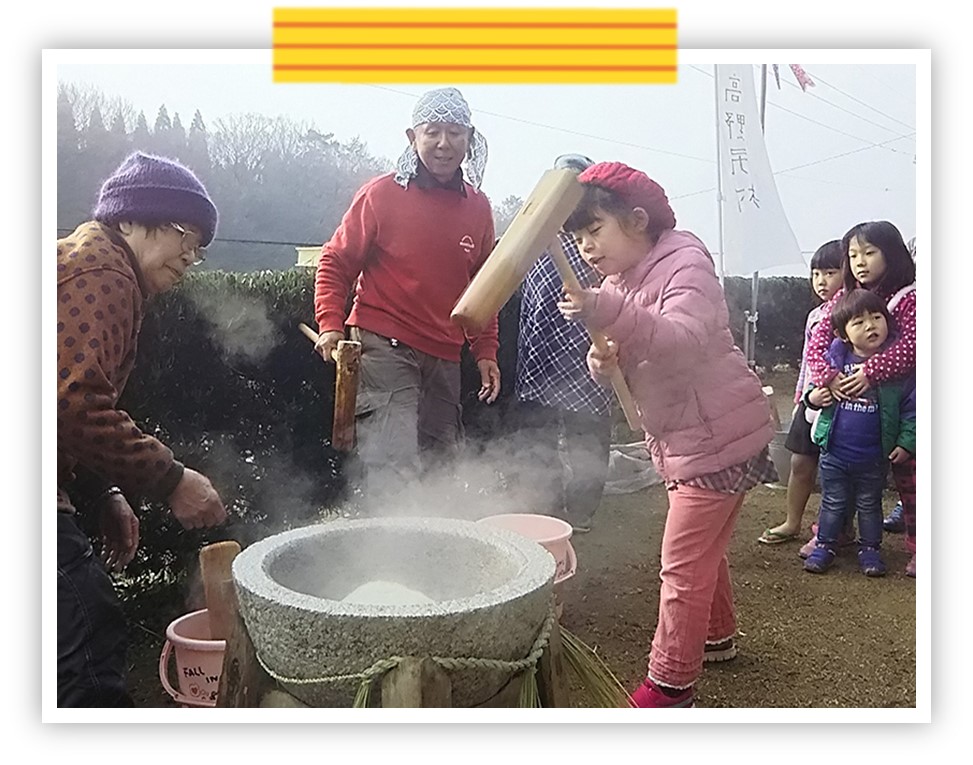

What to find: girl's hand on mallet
left=586, top=340, right=619, bottom=384
left=557, top=287, right=596, bottom=322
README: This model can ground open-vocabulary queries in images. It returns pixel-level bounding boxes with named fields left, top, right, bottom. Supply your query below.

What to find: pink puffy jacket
left=587, top=229, right=774, bottom=482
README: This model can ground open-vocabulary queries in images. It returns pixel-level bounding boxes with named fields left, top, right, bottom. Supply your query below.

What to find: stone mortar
left=232, top=516, right=556, bottom=707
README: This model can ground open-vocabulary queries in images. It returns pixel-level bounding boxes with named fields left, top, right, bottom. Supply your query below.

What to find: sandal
left=757, top=528, right=799, bottom=545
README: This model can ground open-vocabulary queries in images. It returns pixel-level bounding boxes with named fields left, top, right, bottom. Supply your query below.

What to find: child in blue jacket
left=803, top=289, right=916, bottom=577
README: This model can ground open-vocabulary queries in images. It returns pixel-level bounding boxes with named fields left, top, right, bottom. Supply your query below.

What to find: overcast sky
left=31, top=0, right=952, bottom=736
left=56, top=51, right=919, bottom=277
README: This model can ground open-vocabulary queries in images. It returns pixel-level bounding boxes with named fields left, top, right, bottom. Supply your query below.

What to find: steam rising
left=191, top=292, right=280, bottom=365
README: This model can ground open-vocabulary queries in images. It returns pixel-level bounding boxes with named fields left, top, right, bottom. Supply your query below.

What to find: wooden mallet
left=299, top=323, right=362, bottom=452
left=198, top=541, right=242, bottom=641
left=451, top=169, right=641, bottom=431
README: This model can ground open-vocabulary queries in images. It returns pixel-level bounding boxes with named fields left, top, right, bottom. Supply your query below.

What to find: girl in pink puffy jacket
left=558, top=162, right=775, bottom=708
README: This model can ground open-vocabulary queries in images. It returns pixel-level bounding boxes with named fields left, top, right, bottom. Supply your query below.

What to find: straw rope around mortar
left=252, top=601, right=633, bottom=707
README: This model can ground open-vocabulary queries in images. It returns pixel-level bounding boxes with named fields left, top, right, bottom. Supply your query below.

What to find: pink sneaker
left=906, top=554, right=916, bottom=578
left=630, top=678, right=694, bottom=708
left=800, top=526, right=856, bottom=558
left=798, top=536, right=818, bottom=559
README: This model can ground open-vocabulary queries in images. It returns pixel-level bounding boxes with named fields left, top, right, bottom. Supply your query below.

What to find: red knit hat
left=577, top=161, right=676, bottom=231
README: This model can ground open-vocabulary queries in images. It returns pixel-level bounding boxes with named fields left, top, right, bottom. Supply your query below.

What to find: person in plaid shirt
left=513, top=154, right=613, bottom=533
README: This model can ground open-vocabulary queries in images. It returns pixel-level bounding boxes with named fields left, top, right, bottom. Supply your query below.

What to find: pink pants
left=648, top=484, right=746, bottom=689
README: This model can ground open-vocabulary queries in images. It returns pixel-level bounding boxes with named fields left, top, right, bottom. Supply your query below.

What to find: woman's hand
left=99, top=493, right=140, bottom=572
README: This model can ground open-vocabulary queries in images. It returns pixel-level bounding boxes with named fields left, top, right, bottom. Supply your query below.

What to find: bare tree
left=492, top=195, right=525, bottom=236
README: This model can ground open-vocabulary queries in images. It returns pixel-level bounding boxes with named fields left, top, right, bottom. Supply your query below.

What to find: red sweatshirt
left=314, top=172, right=498, bottom=363
left=806, top=284, right=917, bottom=386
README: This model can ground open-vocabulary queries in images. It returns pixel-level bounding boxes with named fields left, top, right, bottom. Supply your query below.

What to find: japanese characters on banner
left=716, top=65, right=802, bottom=276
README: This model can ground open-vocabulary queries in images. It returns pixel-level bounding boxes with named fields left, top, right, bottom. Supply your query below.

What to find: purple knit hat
left=93, top=152, right=218, bottom=246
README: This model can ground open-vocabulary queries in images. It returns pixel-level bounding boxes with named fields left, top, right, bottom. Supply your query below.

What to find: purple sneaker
left=858, top=547, right=887, bottom=577
left=804, top=545, right=836, bottom=573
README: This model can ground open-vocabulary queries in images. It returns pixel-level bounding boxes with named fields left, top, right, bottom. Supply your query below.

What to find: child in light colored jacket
left=758, top=240, right=844, bottom=546
left=557, top=162, right=775, bottom=708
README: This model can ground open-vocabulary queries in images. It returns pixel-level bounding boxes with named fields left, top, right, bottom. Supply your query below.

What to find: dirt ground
left=131, top=370, right=916, bottom=708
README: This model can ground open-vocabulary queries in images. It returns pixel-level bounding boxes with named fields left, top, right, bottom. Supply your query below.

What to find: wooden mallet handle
left=298, top=323, right=361, bottom=452
left=298, top=322, right=319, bottom=345
left=199, top=541, right=242, bottom=641
left=331, top=340, right=361, bottom=452
left=548, top=238, right=642, bottom=433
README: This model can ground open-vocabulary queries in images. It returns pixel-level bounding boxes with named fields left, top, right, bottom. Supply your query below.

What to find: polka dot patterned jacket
left=805, top=284, right=917, bottom=387
left=57, top=221, right=184, bottom=513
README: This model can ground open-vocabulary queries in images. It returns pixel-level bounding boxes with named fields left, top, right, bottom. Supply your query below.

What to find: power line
left=811, top=72, right=916, bottom=132
left=669, top=130, right=914, bottom=200
left=367, top=84, right=713, bottom=164
left=776, top=132, right=916, bottom=174
left=767, top=100, right=914, bottom=157
left=853, top=64, right=918, bottom=121
left=689, top=64, right=914, bottom=157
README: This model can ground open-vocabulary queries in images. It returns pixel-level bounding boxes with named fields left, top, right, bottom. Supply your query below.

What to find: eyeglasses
left=169, top=222, right=207, bottom=265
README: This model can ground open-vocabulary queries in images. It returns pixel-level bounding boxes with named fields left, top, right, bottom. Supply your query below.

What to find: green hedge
left=106, top=269, right=814, bottom=617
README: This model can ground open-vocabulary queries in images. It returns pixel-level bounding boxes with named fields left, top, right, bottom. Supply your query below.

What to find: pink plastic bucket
left=158, top=608, right=226, bottom=708
left=477, top=513, right=576, bottom=584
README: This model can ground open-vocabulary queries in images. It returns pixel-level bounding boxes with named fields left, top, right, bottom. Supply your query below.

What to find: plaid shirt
left=668, top=446, right=778, bottom=494
left=515, top=232, right=614, bottom=417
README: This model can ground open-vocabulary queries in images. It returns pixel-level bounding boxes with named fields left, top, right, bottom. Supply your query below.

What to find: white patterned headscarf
left=394, top=87, right=488, bottom=190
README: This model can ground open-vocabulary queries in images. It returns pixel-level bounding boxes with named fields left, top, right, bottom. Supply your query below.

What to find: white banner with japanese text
left=716, top=65, right=801, bottom=275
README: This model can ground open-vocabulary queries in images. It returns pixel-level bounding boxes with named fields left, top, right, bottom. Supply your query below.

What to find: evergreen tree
left=86, top=104, right=108, bottom=142
left=187, top=109, right=210, bottom=171
left=153, top=104, right=172, bottom=133
left=171, top=112, right=187, bottom=153
left=107, top=110, right=132, bottom=166
left=151, top=105, right=172, bottom=155
left=110, top=110, right=128, bottom=136
left=56, top=87, right=85, bottom=230
left=56, top=87, right=79, bottom=154
left=132, top=111, right=151, bottom=151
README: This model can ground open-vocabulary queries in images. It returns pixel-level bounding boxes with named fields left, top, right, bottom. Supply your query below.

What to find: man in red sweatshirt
left=314, top=87, right=500, bottom=503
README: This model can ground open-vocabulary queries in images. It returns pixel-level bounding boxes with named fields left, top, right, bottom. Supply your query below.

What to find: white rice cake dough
left=341, top=580, right=435, bottom=606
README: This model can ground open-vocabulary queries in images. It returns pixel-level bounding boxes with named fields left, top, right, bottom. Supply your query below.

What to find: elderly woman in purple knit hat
left=312, top=87, right=500, bottom=508
left=57, top=152, right=227, bottom=706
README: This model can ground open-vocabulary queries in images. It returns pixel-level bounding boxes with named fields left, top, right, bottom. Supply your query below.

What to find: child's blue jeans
left=817, top=451, right=887, bottom=549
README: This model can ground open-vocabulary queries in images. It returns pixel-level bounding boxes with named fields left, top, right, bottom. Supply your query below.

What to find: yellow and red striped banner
left=272, top=7, right=677, bottom=84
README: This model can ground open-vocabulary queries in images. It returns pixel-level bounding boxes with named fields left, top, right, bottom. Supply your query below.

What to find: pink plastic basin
left=477, top=513, right=576, bottom=584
